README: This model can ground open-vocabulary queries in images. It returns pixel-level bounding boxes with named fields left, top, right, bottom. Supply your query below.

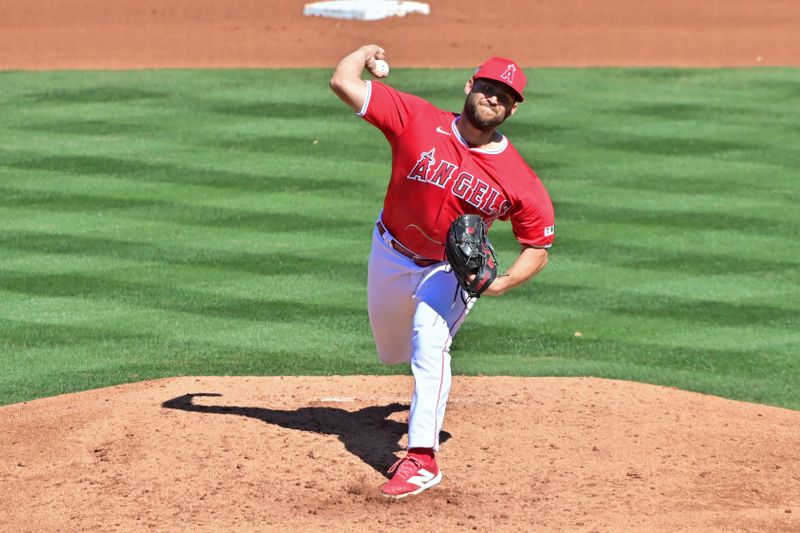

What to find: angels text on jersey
left=405, top=147, right=511, bottom=218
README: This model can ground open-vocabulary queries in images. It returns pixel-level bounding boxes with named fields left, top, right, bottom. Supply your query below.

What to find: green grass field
left=1, top=68, right=798, bottom=408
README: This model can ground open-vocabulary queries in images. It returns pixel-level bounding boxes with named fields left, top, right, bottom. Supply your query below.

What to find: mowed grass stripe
left=0, top=317, right=388, bottom=404
left=0, top=150, right=380, bottom=196
left=0, top=188, right=369, bottom=234
left=0, top=68, right=798, bottom=408
left=0, top=229, right=367, bottom=279
left=0, top=204, right=372, bottom=266
left=0, top=289, right=368, bottom=354
left=556, top=200, right=797, bottom=238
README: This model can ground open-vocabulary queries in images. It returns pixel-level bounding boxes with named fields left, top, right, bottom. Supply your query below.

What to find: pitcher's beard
left=463, top=100, right=508, bottom=130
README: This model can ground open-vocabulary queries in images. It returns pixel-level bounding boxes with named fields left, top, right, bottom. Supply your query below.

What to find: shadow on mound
left=162, top=393, right=451, bottom=478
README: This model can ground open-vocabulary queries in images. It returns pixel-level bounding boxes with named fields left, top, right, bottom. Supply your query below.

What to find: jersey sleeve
left=358, top=81, right=431, bottom=139
left=507, top=170, right=556, bottom=249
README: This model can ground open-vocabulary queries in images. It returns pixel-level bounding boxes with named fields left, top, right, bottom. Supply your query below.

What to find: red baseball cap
left=472, top=57, right=527, bottom=102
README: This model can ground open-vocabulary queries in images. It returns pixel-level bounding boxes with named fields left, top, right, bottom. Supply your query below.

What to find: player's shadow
left=162, top=393, right=451, bottom=478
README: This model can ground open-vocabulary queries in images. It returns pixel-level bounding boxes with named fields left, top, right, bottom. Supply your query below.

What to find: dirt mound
left=1, top=376, right=798, bottom=531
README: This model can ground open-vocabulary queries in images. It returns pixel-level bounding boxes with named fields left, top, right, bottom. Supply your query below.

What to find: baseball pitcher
left=330, top=44, right=555, bottom=498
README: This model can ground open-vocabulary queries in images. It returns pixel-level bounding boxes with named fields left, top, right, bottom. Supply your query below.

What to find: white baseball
left=373, top=59, right=390, bottom=76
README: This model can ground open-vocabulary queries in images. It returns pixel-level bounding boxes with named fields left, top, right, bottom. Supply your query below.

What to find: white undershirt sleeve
left=357, top=80, right=372, bottom=117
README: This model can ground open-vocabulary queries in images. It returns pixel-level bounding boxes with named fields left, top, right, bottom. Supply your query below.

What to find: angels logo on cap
left=501, top=64, right=516, bottom=84
left=473, top=57, right=527, bottom=101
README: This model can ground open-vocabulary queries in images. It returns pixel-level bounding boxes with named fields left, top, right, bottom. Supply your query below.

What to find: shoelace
left=387, top=455, right=425, bottom=475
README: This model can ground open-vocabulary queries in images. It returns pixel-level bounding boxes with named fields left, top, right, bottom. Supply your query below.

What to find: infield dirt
left=1, top=0, right=799, bottom=68
left=2, top=376, right=799, bottom=532
left=1, top=1, right=799, bottom=531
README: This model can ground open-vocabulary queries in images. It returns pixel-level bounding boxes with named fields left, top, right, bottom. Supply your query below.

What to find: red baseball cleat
left=381, top=453, right=442, bottom=499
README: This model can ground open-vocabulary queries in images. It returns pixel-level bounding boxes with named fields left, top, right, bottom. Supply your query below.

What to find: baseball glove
left=445, top=214, right=498, bottom=298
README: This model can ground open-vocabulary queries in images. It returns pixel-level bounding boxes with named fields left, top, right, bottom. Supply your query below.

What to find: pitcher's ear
left=464, top=78, right=474, bottom=96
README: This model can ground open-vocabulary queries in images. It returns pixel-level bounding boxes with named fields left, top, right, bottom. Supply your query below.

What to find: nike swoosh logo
left=435, top=126, right=451, bottom=136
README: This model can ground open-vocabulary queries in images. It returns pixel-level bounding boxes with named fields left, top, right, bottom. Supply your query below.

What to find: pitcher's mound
left=1, top=376, right=798, bottom=531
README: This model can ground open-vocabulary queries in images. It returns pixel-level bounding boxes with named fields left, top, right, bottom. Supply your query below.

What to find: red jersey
left=360, top=80, right=555, bottom=261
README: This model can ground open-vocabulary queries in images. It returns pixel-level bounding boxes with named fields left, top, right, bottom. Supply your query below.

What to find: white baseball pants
left=367, top=219, right=475, bottom=450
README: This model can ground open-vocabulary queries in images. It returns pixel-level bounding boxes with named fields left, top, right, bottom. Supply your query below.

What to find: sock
left=408, top=447, right=435, bottom=459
